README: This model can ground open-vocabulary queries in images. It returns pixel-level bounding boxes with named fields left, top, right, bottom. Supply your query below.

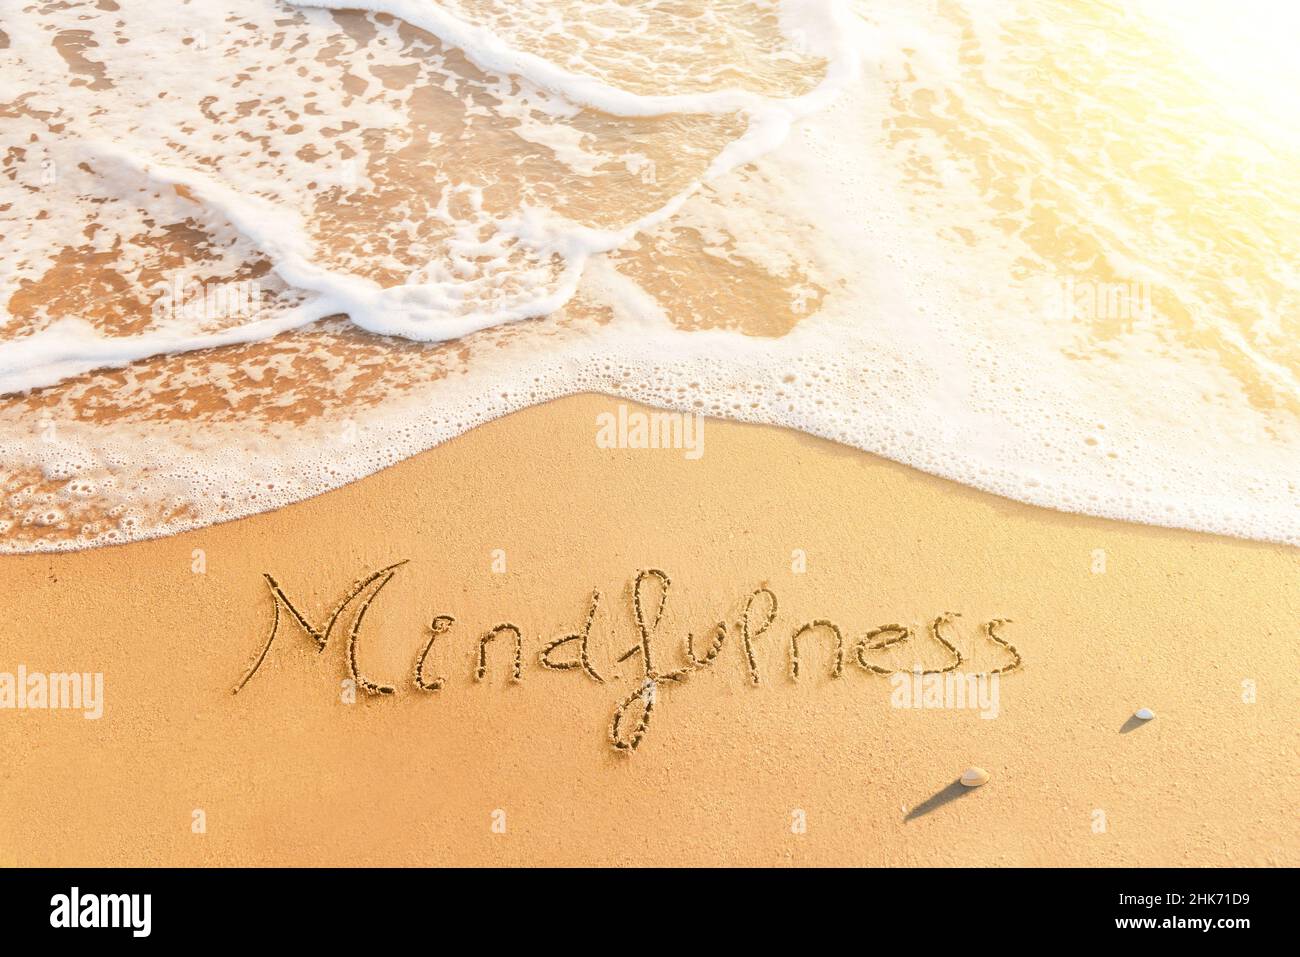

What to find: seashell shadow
left=905, top=779, right=972, bottom=821
left=1119, top=714, right=1149, bottom=734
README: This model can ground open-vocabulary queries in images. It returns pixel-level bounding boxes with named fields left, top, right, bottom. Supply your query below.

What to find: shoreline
left=7, top=384, right=1299, bottom=557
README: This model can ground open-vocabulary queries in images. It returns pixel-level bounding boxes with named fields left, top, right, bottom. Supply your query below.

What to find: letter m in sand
left=232, top=561, right=407, bottom=695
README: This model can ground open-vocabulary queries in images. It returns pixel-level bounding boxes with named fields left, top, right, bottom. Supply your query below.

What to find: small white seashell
left=1135, top=708, right=1155, bottom=721
left=960, top=767, right=990, bottom=787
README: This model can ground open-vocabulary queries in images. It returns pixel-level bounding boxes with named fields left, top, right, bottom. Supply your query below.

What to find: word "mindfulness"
left=233, top=563, right=1023, bottom=752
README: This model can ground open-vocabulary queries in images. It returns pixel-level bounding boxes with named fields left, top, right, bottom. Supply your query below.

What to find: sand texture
left=1, top=396, right=1296, bottom=866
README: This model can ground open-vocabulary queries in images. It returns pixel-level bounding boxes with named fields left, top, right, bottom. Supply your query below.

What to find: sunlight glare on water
left=0, top=0, right=1296, bottom=552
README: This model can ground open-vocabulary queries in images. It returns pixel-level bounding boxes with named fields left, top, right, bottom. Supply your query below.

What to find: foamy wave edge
left=0, top=0, right=860, bottom=396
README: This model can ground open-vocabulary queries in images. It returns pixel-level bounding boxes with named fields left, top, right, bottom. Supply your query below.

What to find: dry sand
left=1, top=394, right=1296, bottom=866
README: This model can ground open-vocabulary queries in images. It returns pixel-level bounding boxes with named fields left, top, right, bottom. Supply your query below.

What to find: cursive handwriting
left=233, top=562, right=1023, bottom=753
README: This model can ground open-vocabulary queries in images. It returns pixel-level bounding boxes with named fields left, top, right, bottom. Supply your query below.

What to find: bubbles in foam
left=1, top=0, right=1298, bottom=552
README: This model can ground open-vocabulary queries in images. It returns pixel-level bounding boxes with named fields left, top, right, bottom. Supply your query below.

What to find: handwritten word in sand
left=233, top=562, right=1023, bottom=753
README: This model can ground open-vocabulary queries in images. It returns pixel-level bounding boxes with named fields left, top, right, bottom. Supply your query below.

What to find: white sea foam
left=0, top=0, right=1297, bottom=551
left=0, top=0, right=857, bottom=394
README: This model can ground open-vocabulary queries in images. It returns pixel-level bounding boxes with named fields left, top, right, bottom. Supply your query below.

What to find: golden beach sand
left=1, top=395, right=1295, bottom=866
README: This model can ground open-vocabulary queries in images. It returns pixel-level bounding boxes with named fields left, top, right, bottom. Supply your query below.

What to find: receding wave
left=1, top=0, right=1297, bottom=551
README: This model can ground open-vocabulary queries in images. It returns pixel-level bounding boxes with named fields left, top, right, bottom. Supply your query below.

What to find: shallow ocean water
left=0, top=0, right=1297, bottom=551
